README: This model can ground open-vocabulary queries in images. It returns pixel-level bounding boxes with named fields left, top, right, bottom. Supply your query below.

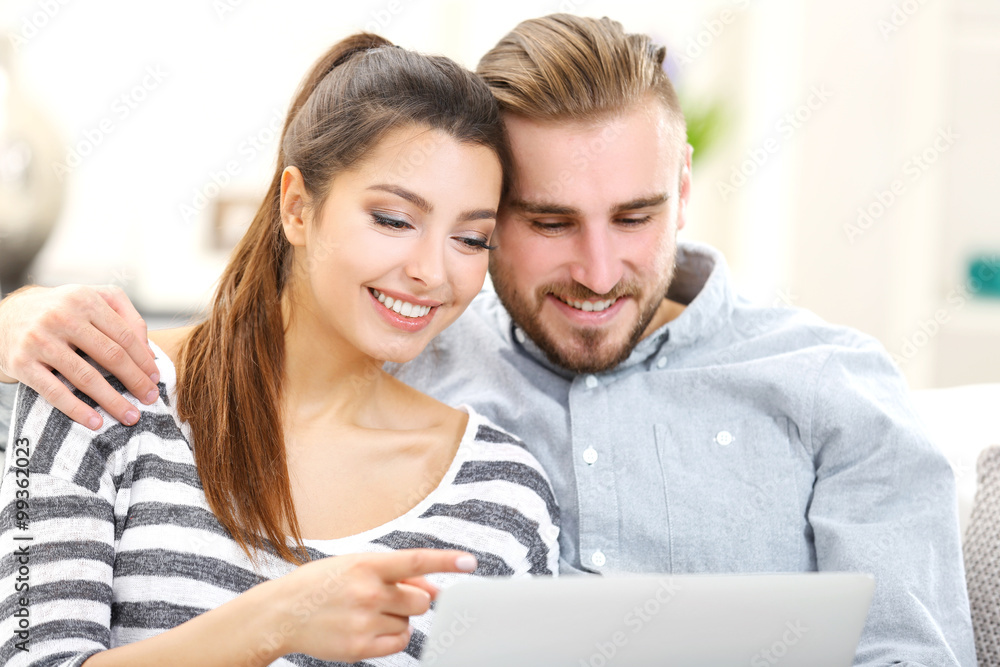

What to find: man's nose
left=568, top=225, right=624, bottom=295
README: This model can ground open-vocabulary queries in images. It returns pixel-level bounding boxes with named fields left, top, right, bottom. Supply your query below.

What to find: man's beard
left=490, top=258, right=675, bottom=375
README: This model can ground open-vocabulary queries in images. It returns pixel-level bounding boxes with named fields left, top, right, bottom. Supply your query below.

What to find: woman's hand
left=0, top=284, right=159, bottom=427
left=81, top=549, right=478, bottom=667
left=263, top=549, right=478, bottom=663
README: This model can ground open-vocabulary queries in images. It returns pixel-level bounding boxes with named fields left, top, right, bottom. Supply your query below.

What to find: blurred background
left=0, top=0, right=997, bottom=390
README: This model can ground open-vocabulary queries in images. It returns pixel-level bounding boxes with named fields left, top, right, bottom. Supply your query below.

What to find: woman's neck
left=279, top=293, right=389, bottom=430
left=152, top=294, right=414, bottom=431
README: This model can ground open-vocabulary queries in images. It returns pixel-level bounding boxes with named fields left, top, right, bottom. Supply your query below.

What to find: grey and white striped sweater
left=0, top=344, right=560, bottom=666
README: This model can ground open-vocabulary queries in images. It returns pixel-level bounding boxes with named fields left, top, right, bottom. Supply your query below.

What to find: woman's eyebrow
left=367, top=184, right=433, bottom=212
left=369, top=184, right=495, bottom=222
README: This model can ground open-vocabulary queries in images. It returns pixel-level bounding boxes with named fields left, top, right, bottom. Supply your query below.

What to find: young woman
left=0, top=34, right=559, bottom=666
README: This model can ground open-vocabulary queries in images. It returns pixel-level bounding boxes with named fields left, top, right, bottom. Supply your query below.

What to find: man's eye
left=371, top=212, right=411, bottom=230
left=531, top=220, right=568, bottom=232
left=617, top=215, right=652, bottom=226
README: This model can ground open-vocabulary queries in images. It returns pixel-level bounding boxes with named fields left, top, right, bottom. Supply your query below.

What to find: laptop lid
left=421, top=572, right=875, bottom=667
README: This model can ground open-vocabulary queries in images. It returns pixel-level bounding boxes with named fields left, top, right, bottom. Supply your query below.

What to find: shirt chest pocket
left=654, top=416, right=808, bottom=571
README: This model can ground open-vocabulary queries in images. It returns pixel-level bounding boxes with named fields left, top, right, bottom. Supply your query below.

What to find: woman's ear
left=280, top=166, right=308, bottom=247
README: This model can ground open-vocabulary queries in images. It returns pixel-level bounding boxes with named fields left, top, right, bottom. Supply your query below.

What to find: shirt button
left=584, top=375, right=598, bottom=389
left=583, top=447, right=599, bottom=465
left=656, top=357, right=667, bottom=369
left=715, top=430, right=734, bottom=446
left=514, top=328, right=526, bottom=344
left=591, top=550, right=607, bottom=568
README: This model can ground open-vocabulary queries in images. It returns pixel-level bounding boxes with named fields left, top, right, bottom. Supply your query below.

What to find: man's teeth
left=372, top=289, right=432, bottom=318
left=558, top=296, right=618, bottom=312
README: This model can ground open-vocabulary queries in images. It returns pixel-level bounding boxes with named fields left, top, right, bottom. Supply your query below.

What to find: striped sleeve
left=0, top=383, right=123, bottom=667
left=475, top=422, right=560, bottom=577
left=0, top=380, right=16, bottom=459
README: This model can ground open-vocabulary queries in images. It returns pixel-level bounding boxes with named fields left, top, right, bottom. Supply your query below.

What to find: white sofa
left=910, top=383, right=1000, bottom=537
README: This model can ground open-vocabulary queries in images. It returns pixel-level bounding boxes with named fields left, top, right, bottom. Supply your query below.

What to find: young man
left=0, top=14, right=975, bottom=665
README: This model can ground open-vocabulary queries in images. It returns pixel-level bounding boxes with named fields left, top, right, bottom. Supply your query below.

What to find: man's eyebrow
left=367, top=184, right=432, bottom=213
left=458, top=209, right=498, bottom=222
left=506, top=194, right=670, bottom=217
left=611, top=193, right=670, bottom=213
left=506, top=199, right=580, bottom=216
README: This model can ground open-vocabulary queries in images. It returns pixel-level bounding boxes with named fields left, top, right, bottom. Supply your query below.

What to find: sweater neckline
left=147, top=339, right=481, bottom=552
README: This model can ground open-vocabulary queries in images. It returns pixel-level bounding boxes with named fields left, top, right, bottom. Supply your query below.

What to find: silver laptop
left=421, top=572, right=875, bottom=666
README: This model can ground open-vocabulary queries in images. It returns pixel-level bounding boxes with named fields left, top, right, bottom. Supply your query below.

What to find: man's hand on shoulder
left=0, top=284, right=160, bottom=429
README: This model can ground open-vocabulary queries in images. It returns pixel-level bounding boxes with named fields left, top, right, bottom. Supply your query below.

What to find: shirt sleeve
left=0, top=381, right=17, bottom=461
left=540, top=470, right=561, bottom=578
left=807, top=344, right=976, bottom=667
left=0, top=384, right=117, bottom=667
left=519, top=440, right=560, bottom=578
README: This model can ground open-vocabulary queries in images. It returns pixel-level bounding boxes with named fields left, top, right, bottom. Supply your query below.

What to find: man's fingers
left=69, top=321, right=159, bottom=410
left=53, top=347, right=145, bottom=426
left=374, top=549, right=478, bottom=583
left=22, top=364, right=104, bottom=430
left=97, top=286, right=157, bottom=382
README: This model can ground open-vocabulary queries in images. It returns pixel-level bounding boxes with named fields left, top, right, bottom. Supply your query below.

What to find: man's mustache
left=538, top=280, right=642, bottom=301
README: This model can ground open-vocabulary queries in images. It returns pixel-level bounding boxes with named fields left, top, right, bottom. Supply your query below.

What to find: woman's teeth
left=372, top=289, right=432, bottom=318
left=557, top=296, right=618, bottom=312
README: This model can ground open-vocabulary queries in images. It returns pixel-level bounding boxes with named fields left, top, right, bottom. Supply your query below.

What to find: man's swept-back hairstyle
left=476, top=14, right=686, bottom=144
left=176, top=33, right=508, bottom=565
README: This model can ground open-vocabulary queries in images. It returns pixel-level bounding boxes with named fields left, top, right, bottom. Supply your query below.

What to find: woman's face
left=282, top=125, right=503, bottom=364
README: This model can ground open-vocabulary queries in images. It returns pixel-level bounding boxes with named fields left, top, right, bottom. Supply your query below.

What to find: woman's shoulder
left=148, top=326, right=192, bottom=364
left=459, top=407, right=540, bottom=456
left=8, top=340, right=188, bottom=488
left=453, top=406, right=560, bottom=523
left=461, top=407, right=532, bottom=452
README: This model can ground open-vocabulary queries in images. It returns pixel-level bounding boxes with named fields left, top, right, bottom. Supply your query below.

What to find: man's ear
left=280, top=166, right=309, bottom=247
left=675, top=143, right=693, bottom=233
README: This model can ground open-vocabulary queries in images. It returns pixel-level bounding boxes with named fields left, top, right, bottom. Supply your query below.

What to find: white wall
left=2, top=0, right=998, bottom=387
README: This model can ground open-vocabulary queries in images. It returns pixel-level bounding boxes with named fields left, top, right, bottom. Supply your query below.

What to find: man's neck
left=640, top=297, right=686, bottom=341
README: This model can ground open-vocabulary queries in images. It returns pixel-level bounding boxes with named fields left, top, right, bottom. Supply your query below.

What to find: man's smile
left=545, top=293, right=629, bottom=325
left=552, top=295, right=623, bottom=312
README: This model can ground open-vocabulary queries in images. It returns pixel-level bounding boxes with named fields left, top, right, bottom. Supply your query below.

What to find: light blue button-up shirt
left=390, top=241, right=976, bottom=666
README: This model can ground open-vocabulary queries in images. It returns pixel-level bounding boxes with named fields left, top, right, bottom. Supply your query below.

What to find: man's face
left=490, top=100, right=691, bottom=374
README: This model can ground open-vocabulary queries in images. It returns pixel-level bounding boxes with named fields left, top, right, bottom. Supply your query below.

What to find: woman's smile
left=369, top=287, right=439, bottom=332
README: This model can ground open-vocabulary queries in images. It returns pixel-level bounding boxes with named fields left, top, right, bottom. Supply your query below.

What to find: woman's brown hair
left=176, top=33, right=510, bottom=564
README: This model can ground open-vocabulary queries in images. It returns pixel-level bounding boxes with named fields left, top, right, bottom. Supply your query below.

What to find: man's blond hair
left=477, top=13, right=686, bottom=144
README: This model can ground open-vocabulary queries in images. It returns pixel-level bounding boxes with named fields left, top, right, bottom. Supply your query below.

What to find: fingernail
left=144, top=389, right=159, bottom=404
left=456, top=555, right=477, bottom=572
left=124, top=409, right=140, bottom=425
left=150, top=372, right=160, bottom=384
left=87, top=414, right=102, bottom=430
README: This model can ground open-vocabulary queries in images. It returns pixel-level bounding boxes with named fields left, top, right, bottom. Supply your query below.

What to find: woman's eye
left=458, top=236, right=497, bottom=251
left=371, top=212, right=411, bottom=230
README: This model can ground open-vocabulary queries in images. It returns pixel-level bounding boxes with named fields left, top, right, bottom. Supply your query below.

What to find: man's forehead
left=502, top=104, right=682, bottom=201
left=501, top=100, right=678, bottom=148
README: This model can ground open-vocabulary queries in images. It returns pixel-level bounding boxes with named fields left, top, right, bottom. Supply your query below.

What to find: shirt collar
left=509, top=240, right=736, bottom=376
